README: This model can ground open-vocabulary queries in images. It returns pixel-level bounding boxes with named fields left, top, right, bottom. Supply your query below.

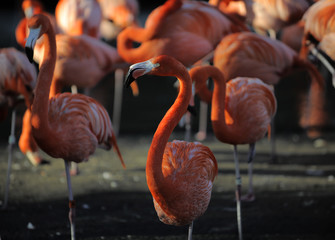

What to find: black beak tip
left=25, top=47, right=34, bottom=63
left=124, top=69, right=137, bottom=88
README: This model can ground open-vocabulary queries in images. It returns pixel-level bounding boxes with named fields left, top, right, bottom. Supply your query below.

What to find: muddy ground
left=0, top=132, right=335, bottom=240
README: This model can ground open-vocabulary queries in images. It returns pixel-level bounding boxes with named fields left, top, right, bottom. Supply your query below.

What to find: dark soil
left=1, top=133, right=335, bottom=240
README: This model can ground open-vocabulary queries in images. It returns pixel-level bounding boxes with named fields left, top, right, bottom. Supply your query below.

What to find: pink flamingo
left=0, top=47, right=40, bottom=209
left=25, top=14, right=125, bottom=239
left=125, top=55, right=218, bottom=240
left=55, top=0, right=102, bottom=38
left=190, top=65, right=277, bottom=240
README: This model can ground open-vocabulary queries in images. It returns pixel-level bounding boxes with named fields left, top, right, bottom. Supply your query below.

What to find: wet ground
left=0, top=132, right=335, bottom=240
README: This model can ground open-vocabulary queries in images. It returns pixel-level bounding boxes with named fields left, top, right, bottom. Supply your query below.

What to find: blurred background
left=0, top=0, right=334, bottom=143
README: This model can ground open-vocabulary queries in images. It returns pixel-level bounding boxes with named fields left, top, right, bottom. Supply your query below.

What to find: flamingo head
left=125, top=55, right=188, bottom=88
left=125, top=58, right=160, bottom=88
left=25, top=14, right=50, bottom=63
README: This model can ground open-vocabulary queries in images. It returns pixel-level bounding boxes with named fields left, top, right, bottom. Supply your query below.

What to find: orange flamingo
left=30, top=33, right=129, bottom=97
left=0, top=47, right=40, bottom=209
left=213, top=32, right=326, bottom=139
left=300, top=0, right=335, bottom=86
left=98, top=0, right=139, bottom=42
left=55, top=0, right=102, bottom=38
left=125, top=55, right=218, bottom=240
left=25, top=14, right=125, bottom=239
left=210, top=0, right=310, bottom=38
left=15, top=0, right=60, bottom=49
left=31, top=30, right=138, bottom=151
left=117, top=0, right=248, bottom=67
left=190, top=65, right=277, bottom=240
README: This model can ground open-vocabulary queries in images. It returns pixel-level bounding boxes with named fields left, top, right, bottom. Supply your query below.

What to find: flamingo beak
left=125, top=60, right=159, bottom=88
left=25, top=26, right=41, bottom=63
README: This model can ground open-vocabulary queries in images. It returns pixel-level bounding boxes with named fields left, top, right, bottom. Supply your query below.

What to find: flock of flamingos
left=0, top=0, right=334, bottom=239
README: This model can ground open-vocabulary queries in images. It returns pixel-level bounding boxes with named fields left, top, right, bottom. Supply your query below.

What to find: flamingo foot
left=241, top=193, right=255, bottom=202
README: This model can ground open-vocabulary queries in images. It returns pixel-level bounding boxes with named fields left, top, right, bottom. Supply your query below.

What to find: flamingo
left=25, top=14, right=125, bottom=239
left=117, top=0, right=248, bottom=67
left=210, top=0, right=310, bottom=38
left=98, top=0, right=139, bottom=43
left=299, top=0, right=335, bottom=87
left=55, top=0, right=102, bottom=38
left=30, top=33, right=132, bottom=97
left=118, top=0, right=247, bottom=141
left=125, top=55, right=218, bottom=240
left=55, top=0, right=137, bottom=140
left=15, top=0, right=60, bottom=49
left=213, top=32, right=326, bottom=139
left=190, top=65, right=277, bottom=240
left=0, top=47, right=40, bottom=209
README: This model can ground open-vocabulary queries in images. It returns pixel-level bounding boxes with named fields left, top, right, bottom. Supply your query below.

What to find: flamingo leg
left=242, top=143, right=256, bottom=202
left=233, top=145, right=243, bottom=240
left=195, top=100, right=208, bottom=141
left=64, top=160, right=76, bottom=240
left=70, top=86, right=79, bottom=176
left=270, top=118, right=277, bottom=162
left=188, top=221, right=194, bottom=240
left=113, top=68, right=124, bottom=137
left=2, top=109, right=16, bottom=210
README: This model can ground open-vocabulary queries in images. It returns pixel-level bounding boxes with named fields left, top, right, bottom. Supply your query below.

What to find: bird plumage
left=125, top=55, right=217, bottom=236
left=117, top=0, right=247, bottom=67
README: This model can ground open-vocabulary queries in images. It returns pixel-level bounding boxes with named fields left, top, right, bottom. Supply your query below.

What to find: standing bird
left=0, top=47, right=40, bottom=209
left=213, top=32, right=326, bottom=139
left=190, top=65, right=277, bottom=240
left=25, top=14, right=125, bottom=239
left=117, top=0, right=248, bottom=67
left=55, top=0, right=102, bottom=38
left=125, top=55, right=218, bottom=240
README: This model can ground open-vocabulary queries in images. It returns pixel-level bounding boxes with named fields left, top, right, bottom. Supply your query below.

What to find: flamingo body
left=213, top=31, right=326, bottom=138
left=192, top=66, right=276, bottom=145
left=56, top=0, right=102, bottom=38
left=213, top=32, right=297, bottom=85
left=117, top=0, right=247, bottom=67
left=216, top=77, right=276, bottom=145
left=0, top=48, right=36, bottom=106
left=32, top=33, right=123, bottom=96
left=34, top=92, right=120, bottom=163
left=154, top=140, right=217, bottom=226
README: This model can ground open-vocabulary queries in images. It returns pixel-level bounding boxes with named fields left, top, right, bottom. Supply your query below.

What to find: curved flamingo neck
left=117, top=0, right=182, bottom=63
left=191, top=66, right=232, bottom=143
left=31, top=20, right=56, bottom=139
left=146, top=57, right=192, bottom=210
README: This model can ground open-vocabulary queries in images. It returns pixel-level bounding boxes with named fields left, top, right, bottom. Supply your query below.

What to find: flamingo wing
left=46, top=93, right=117, bottom=162
left=224, top=77, right=277, bottom=144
